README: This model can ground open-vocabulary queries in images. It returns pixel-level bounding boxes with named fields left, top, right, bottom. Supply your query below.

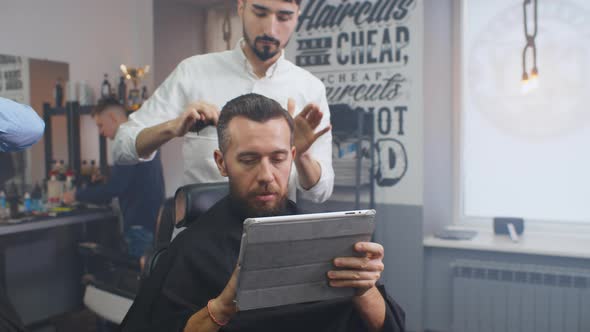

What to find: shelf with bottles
left=42, top=101, right=108, bottom=181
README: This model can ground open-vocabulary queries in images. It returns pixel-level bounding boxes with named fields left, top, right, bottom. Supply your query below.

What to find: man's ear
left=108, top=111, right=118, bottom=123
left=214, top=150, right=228, bottom=177
left=237, top=0, right=245, bottom=18
left=291, top=146, right=296, bottom=160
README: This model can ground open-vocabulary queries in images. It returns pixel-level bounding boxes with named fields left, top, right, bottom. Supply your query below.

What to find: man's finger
left=327, top=270, right=381, bottom=281
left=297, top=103, right=318, bottom=119
left=354, top=242, right=384, bottom=258
left=333, top=256, right=384, bottom=271
left=287, top=98, right=296, bottom=117
left=313, top=125, right=332, bottom=141
left=329, top=279, right=377, bottom=289
left=308, top=110, right=323, bottom=128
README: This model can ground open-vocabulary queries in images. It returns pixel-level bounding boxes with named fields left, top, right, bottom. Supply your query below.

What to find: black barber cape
left=121, top=196, right=405, bottom=332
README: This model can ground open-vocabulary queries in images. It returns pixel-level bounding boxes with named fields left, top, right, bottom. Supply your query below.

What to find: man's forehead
left=227, top=117, right=291, bottom=150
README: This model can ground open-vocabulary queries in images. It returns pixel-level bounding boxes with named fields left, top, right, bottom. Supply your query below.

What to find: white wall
left=153, top=0, right=207, bottom=196
left=0, top=0, right=154, bottom=178
left=423, top=0, right=454, bottom=236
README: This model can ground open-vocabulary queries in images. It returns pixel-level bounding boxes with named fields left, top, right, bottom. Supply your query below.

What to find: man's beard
left=229, top=182, right=288, bottom=219
left=243, top=27, right=284, bottom=61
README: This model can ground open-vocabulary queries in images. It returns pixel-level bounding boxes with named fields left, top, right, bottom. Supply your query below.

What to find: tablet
left=235, top=209, right=376, bottom=311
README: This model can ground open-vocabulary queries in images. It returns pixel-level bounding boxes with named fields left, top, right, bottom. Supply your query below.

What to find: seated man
left=63, top=98, right=165, bottom=256
left=121, top=93, right=405, bottom=332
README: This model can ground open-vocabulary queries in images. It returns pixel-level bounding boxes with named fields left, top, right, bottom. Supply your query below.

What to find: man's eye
left=272, top=157, right=286, bottom=164
left=254, top=11, right=266, bottom=17
left=277, top=14, right=291, bottom=22
left=240, top=159, right=257, bottom=165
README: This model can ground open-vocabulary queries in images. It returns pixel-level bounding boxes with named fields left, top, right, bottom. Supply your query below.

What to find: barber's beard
left=243, top=27, right=284, bottom=62
left=229, top=182, right=288, bottom=219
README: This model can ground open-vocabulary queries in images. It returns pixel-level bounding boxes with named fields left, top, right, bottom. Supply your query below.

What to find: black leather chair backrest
left=174, top=182, right=228, bottom=228
left=154, top=198, right=175, bottom=248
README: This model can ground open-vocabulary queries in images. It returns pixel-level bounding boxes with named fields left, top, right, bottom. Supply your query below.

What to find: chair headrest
left=174, top=182, right=228, bottom=228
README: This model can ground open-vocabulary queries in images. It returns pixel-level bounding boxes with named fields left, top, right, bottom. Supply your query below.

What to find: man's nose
left=257, top=159, right=274, bottom=184
left=262, top=14, right=279, bottom=37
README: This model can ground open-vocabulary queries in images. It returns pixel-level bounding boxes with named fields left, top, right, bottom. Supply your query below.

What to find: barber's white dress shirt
left=113, top=41, right=333, bottom=203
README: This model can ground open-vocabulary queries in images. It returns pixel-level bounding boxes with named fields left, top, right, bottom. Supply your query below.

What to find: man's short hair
left=92, top=97, right=126, bottom=117
left=245, top=0, right=302, bottom=6
left=217, top=93, right=294, bottom=153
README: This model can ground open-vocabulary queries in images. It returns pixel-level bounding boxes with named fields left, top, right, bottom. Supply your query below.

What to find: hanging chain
left=522, top=0, right=539, bottom=80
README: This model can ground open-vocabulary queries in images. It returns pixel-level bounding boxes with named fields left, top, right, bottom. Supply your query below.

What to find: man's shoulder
left=282, top=59, right=325, bottom=89
left=177, top=50, right=237, bottom=73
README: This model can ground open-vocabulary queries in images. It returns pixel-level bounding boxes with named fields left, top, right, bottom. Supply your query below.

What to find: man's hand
left=183, top=267, right=239, bottom=332
left=287, top=98, right=331, bottom=156
left=63, top=190, right=76, bottom=205
left=328, top=242, right=384, bottom=296
left=209, top=267, right=239, bottom=323
left=136, top=101, right=220, bottom=159
left=172, top=102, right=220, bottom=137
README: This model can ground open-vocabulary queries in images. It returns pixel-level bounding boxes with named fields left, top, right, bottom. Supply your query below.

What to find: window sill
left=423, top=225, right=590, bottom=260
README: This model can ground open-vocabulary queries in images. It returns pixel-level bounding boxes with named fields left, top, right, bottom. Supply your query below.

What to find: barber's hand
left=209, top=267, right=239, bottom=323
left=63, top=190, right=76, bottom=205
left=287, top=98, right=332, bottom=155
left=328, top=242, right=384, bottom=297
left=172, top=102, right=220, bottom=137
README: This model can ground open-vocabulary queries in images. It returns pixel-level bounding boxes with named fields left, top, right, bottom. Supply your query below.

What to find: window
left=457, top=0, right=590, bottom=225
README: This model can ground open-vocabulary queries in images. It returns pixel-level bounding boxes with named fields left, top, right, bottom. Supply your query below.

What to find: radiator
left=451, top=260, right=590, bottom=332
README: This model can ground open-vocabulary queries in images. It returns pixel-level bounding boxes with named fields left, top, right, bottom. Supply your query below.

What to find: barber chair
left=79, top=182, right=228, bottom=325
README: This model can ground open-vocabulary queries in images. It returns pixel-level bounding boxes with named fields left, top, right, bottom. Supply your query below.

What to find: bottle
left=79, top=80, right=91, bottom=106
left=54, top=78, right=64, bottom=107
left=23, top=192, right=31, bottom=213
left=58, top=160, right=66, bottom=181
left=141, top=85, right=148, bottom=102
left=80, top=160, right=90, bottom=187
left=32, top=183, right=43, bottom=212
left=7, top=182, right=19, bottom=218
left=65, top=170, right=75, bottom=192
left=0, top=190, right=6, bottom=219
left=118, top=76, right=127, bottom=105
left=47, top=172, right=63, bottom=208
left=101, top=73, right=111, bottom=99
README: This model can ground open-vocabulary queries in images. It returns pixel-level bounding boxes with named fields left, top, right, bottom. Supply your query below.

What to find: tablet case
left=235, top=210, right=376, bottom=311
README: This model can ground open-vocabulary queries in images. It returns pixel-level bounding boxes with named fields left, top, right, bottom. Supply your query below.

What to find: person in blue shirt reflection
left=0, top=97, right=45, bottom=152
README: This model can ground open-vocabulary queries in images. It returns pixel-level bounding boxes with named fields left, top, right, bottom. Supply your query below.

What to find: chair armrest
left=140, top=245, right=168, bottom=280
left=79, top=242, right=141, bottom=271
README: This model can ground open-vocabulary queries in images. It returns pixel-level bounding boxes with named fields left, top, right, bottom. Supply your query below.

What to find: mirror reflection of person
left=0, top=97, right=43, bottom=332
left=113, top=0, right=334, bottom=204
left=0, top=97, right=45, bottom=153
left=62, top=98, right=165, bottom=257
left=121, top=94, right=405, bottom=332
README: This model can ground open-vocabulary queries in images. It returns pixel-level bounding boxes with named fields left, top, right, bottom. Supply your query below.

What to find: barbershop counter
left=0, top=207, right=114, bottom=235
left=0, top=207, right=119, bottom=326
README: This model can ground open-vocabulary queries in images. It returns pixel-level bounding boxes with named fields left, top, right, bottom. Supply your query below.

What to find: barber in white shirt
left=113, top=0, right=334, bottom=202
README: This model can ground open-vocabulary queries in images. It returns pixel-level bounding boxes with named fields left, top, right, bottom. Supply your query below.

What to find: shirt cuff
left=296, top=159, right=334, bottom=203
left=113, top=123, right=156, bottom=164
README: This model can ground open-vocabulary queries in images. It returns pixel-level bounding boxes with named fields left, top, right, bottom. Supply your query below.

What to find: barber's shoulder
left=284, top=61, right=326, bottom=91
left=177, top=50, right=236, bottom=74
